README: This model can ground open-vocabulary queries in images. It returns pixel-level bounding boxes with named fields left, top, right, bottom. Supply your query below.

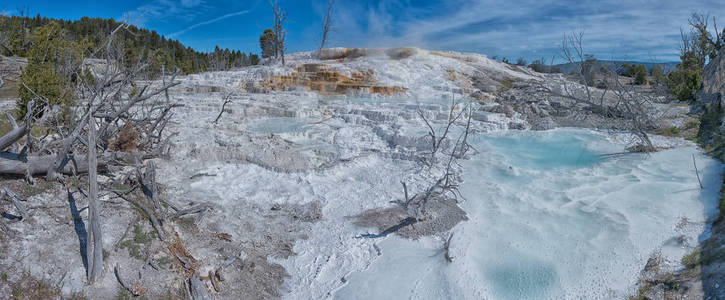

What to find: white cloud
left=121, top=0, right=205, bottom=26
left=327, top=0, right=725, bottom=62
left=0, top=10, right=15, bottom=16
left=180, top=0, right=204, bottom=7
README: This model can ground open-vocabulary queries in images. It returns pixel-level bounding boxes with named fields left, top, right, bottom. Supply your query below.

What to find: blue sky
left=2, top=0, right=725, bottom=62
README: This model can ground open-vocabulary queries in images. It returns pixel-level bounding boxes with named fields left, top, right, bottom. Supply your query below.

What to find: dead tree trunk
left=86, top=115, right=103, bottom=283
left=319, top=0, right=334, bottom=51
left=270, top=0, right=287, bottom=66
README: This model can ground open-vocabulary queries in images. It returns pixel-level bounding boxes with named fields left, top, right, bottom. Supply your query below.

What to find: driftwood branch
left=401, top=180, right=409, bottom=204
left=693, top=154, right=703, bottom=189
left=174, top=203, right=213, bottom=218
left=1, top=187, right=27, bottom=221
left=189, top=272, right=211, bottom=300
left=0, top=101, right=33, bottom=151
left=213, top=92, right=233, bottom=124
left=114, top=264, right=142, bottom=296
left=444, top=233, right=454, bottom=263
left=112, top=189, right=165, bottom=241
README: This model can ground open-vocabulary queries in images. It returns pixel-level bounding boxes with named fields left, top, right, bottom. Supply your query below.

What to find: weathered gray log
left=189, top=272, right=211, bottom=300
left=0, top=154, right=107, bottom=175
left=0, top=150, right=150, bottom=176
left=86, top=117, right=103, bottom=283
left=174, top=203, right=213, bottom=218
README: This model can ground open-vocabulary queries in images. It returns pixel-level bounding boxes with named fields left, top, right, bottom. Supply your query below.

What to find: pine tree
left=259, top=29, right=276, bottom=59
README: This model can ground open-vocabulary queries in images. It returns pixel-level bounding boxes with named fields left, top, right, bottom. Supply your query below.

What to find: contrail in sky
left=168, top=5, right=256, bottom=38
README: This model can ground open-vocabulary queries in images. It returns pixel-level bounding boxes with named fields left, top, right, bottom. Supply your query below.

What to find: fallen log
left=0, top=154, right=108, bottom=175
left=0, top=150, right=157, bottom=176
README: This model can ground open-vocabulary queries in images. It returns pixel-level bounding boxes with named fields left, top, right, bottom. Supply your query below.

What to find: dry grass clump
left=109, top=122, right=139, bottom=152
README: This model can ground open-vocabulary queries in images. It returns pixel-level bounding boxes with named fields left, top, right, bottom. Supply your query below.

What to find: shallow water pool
left=335, top=129, right=722, bottom=299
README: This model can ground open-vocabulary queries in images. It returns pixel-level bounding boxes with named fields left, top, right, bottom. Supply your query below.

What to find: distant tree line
left=499, top=11, right=725, bottom=100
left=0, top=14, right=259, bottom=75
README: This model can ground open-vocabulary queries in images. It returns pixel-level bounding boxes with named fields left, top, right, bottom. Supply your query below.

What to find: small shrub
left=684, top=120, right=699, bottom=130
left=633, top=64, right=648, bottom=85
left=655, top=127, right=681, bottom=137
left=667, top=69, right=702, bottom=101
left=119, top=240, right=142, bottom=259
left=133, top=224, right=149, bottom=244
left=120, top=224, right=150, bottom=259
left=681, top=248, right=701, bottom=268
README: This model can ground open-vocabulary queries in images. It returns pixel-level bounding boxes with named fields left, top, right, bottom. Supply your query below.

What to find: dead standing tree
left=605, top=64, right=656, bottom=151
left=270, top=0, right=288, bottom=66
left=319, top=0, right=334, bottom=51
left=213, top=89, right=235, bottom=125
left=389, top=97, right=475, bottom=263
left=398, top=97, right=474, bottom=218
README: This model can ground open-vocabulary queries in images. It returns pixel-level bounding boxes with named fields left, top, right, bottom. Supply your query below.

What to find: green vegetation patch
left=120, top=224, right=151, bottom=260
left=8, top=272, right=62, bottom=300
left=655, top=126, right=681, bottom=137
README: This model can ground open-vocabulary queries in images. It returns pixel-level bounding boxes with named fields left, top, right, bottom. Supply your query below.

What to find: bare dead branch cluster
left=394, top=95, right=477, bottom=262
left=536, top=31, right=656, bottom=151
left=416, top=94, right=474, bottom=164
left=0, top=21, right=183, bottom=285
left=396, top=96, right=475, bottom=219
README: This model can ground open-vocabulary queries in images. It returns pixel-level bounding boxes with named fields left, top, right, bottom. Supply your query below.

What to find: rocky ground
left=0, top=48, right=720, bottom=299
